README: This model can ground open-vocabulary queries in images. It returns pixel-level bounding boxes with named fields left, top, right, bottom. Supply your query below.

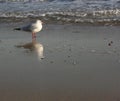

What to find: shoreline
left=1, top=17, right=120, bottom=26
left=0, top=23, right=120, bottom=101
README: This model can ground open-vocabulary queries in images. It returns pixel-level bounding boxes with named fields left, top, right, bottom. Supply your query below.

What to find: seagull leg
left=32, top=32, right=36, bottom=39
left=34, top=33, right=36, bottom=38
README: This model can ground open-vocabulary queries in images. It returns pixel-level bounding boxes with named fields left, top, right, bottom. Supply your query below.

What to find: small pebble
left=108, top=43, right=111, bottom=46
left=67, top=55, right=71, bottom=58
left=50, top=61, right=54, bottom=63
left=110, top=41, right=113, bottom=44
left=73, top=61, right=77, bottom=65
left=108, top=41, right=113, bottom=46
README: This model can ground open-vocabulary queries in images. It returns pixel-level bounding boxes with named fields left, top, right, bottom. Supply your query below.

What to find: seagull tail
left=14, top=28, right=21, bottom=30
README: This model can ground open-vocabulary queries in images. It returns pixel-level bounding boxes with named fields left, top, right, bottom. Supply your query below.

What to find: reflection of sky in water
left=16, top=38, right=44, bottom=60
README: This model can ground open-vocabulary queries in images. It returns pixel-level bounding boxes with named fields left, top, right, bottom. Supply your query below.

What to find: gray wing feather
left=21, top=24, right=32, bottom=32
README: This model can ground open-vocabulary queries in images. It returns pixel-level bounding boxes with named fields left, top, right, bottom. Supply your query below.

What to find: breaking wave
left=0, top=0, right=120, bottom=25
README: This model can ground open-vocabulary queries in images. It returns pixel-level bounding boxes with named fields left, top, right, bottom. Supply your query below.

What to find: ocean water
left=0, top=0, right=120, bottom=25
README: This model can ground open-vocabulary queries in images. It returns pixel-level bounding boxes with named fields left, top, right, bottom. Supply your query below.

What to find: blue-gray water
left=0, top=0, right=120, bottom=25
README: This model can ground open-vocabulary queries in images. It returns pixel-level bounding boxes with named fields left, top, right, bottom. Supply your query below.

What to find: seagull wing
left=21, top=24, right=32, bottom=32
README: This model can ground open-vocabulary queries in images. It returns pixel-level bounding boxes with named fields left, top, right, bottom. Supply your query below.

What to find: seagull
left=14, top=19, right=43, bottom=39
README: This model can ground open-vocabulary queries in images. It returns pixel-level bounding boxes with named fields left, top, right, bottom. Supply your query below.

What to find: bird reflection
left=16, top=38, right=44, bottom=60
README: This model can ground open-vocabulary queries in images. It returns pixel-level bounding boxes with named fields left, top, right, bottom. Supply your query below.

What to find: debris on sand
left=72, top=61, right=77, bottom=65
left=50, top=61, right=54, bottom=64
left=108, top=41, right=113, bottom=46
left=108, top=43, right=111, bottom=46
left=67, top=55, right=71, bottom=58
left=110, top=41, right=113, bottom=44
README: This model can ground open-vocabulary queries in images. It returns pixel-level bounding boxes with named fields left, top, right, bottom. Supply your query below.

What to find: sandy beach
left=0, top=23, right=120, bottom=101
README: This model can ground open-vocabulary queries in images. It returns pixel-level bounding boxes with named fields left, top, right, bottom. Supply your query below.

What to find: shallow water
left=0, top=24, right=120, bottom=100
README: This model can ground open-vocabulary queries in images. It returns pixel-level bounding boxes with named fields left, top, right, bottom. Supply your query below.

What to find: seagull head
left=36, top=19, right=43, bottom=24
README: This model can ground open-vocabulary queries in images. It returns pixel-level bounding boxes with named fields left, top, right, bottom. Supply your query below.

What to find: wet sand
left=0, top=23, right=120, bottom=101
